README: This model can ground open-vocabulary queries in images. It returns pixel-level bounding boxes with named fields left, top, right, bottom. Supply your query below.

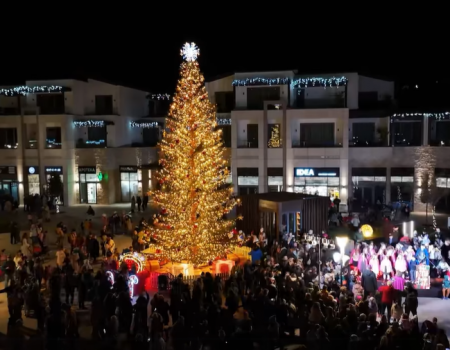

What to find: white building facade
left=0, top=79, right=166, bottom=205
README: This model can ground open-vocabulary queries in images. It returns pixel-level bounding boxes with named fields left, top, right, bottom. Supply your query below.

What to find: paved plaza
left=0, top=205, right=449, bottom=338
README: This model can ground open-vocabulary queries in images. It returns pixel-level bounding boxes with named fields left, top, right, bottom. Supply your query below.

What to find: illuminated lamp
left=128, top=275, right=139, bottom=298
left=361, top=224, right=373, bottom=238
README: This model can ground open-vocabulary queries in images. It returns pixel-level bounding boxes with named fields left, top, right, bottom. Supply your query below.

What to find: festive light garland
left=397, top=186, right=402, bottom=203
left=128, top=275, right=139, bottom=298
left=216, top=118, right=231, bottom=125
left=268, top=124, right=282, bottom=148
left=292, top=76, right=348, bottom=88
left=0, top=85, right=66, bottom=96
left=432, top=205, right=437, bottom=230
left=120, top=252, right=145, bottom=273
left=74, top=120, right=105, bottom=127
left=130, top=121, right=159, bottom=128
left=149, top=94, right=171, bottom=101
left=391, top=112, right=450, bottom=120
left=85, top=139, right=105, bottom=145
left=46, top=139, right=61, bottom=146
left=232, top=77, right=290, bottom=86
left=105, top=271, right=115, bottom=285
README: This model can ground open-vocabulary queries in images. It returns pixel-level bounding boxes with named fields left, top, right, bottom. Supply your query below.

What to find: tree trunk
left=425, top=203, right=428, bottom=224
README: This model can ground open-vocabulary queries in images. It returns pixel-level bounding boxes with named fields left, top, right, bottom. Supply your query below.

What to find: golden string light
left=149, top=43, right=239, bottom=265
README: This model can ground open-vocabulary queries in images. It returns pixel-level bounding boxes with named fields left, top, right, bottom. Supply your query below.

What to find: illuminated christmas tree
left=150, top=43, right=238, bottom=265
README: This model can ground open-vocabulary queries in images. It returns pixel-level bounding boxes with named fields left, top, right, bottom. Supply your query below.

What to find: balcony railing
left=349, top=137, right=388, bottom=147
left=291, top=140, right=342, bottom=148
left=429, top=140, right=450, bottom=147
left=292, top=98, right=346, bottom=109
left=237, top=139, right=258, bottom=148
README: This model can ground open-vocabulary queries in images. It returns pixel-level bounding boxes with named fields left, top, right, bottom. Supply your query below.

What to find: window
left=247, top=87, right=280, bottom=110
left=37, top=94, right=65, bottom=114
left=87, top=127, right=107, bottom=145
left=215, top=91, right=234, bottom=113
left=300, top=123, right=334, bottom=146
left=352, top=122, right=375, bottom=144
left=143, top=127, right=160, bottom=146
left=148, top=100, right=170, bottom=117
left=433, top=121, right=450, bottom=146
left=0, top=128, right=18, bottom=149
left=218, top=125, right=231, bottom=147
left=247, top=124, right=259, bottom=148
left=46, top=127, right=62, bottom=148
left=95, top=95, right=113, bottom=115
left=392, top=121, right=422, bottom=146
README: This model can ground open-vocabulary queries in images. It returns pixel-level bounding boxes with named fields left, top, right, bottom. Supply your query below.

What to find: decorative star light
left=181, top=42, right=199, bottom=62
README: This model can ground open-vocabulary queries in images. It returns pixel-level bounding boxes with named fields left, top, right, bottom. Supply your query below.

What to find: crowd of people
left=0, top=211, right=449, bottom=350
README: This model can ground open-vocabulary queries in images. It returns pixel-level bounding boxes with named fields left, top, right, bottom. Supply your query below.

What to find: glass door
left=87, top=183, right=97, bottom=204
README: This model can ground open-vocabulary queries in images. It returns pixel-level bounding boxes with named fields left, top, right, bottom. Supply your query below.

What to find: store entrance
left=0, top=181, right=19, bottom=203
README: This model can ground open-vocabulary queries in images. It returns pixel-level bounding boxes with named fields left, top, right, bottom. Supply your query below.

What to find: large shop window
left=435, top=168, right=450, bottom=210
left=120, top=166, right=141, bottom=202
left=27, top=166, right=40, bottom=195
left=78, top=167, right=98, bottom=204
left=247, top=87, right=280, bottom=110
left=268, top=168, right=283, bottom=192
left=299, top=123, right=334, bottom=147
left=390, top=168, right=414, bottom=205
left=237, top=167, right=258, bottom=195
left=45, top=166, right=64, bottom=205
left=0, top=166, right=19, bottom=203
left=352, top=168, right=386, bottom=207
left=293, top=167, right=339, bottom=200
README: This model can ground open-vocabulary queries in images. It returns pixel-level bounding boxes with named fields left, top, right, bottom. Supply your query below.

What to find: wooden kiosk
left=236, top=192, right=329, bottom=239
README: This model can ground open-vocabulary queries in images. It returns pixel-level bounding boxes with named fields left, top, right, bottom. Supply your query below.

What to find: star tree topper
left=181, top=42, right=199, bottom=62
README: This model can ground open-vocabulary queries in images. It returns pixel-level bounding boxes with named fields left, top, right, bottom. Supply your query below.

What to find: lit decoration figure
left=128, top=275, right=139, bottom=298
left=181, top=42, right=199, bottom=62
left=120, top=252, right=144, bottom=273
left=149, top=43, right=239, bottom=265
left=105, top=271, right=115, bottom=285
left=267, top=124, right=282, bottom=148
left=361, top=224, right=373, bottom=238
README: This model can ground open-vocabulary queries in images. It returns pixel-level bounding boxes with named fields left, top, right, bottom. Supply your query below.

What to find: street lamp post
left=336, top=236, right=349, bottom=285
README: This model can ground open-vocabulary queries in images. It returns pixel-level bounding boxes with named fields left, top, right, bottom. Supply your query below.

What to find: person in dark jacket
left=87, top=234, right=100, bottom=263
left=361, top=265, right=378, bottom=297
left=404, top=283, right=418, bottom=316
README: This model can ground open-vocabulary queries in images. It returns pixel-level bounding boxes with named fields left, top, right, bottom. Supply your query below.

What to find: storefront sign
left=120, top=166, right=138, bottom=172
left=78, top=167, right=96, bottom=174
left=294, top=167, right=339, bottom=177
left=0, top=166, right=16, bottom=175
left=28, top=166, right=38, bottom=175
left=45, top=166, right=63, bottom=173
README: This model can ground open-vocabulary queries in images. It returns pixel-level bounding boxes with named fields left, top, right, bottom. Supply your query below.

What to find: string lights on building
left=216, top=118, right=231, bottom=125
left=292, top=76, right=348, bottom=88
left=0, top=85, right=66, bottom=96
left=391, top=112, right=450, bottom=120
left=130, top=121, right=159, bottom=128
left=148, top=94, right=171, bottom=101
left=232, top=77, right=290, bottom=86
left=73, top=120, right=105, bottom=127
left=85, top=139, right=105, bottom=145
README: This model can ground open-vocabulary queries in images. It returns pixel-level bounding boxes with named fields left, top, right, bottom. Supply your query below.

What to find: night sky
left=2, top=10, right=448, bottom=104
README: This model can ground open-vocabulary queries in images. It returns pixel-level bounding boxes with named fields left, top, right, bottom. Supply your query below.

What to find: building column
left=423, top=115, right=429, bottom=146
left=385, top=167, right=391, bottom=205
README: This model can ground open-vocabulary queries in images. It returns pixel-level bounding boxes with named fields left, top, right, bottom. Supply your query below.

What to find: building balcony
left=0, top=107, right=20, bottom=115
left=291, top=97, right=346, bottom=109
left=291, top=140, right=342, bottom=148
